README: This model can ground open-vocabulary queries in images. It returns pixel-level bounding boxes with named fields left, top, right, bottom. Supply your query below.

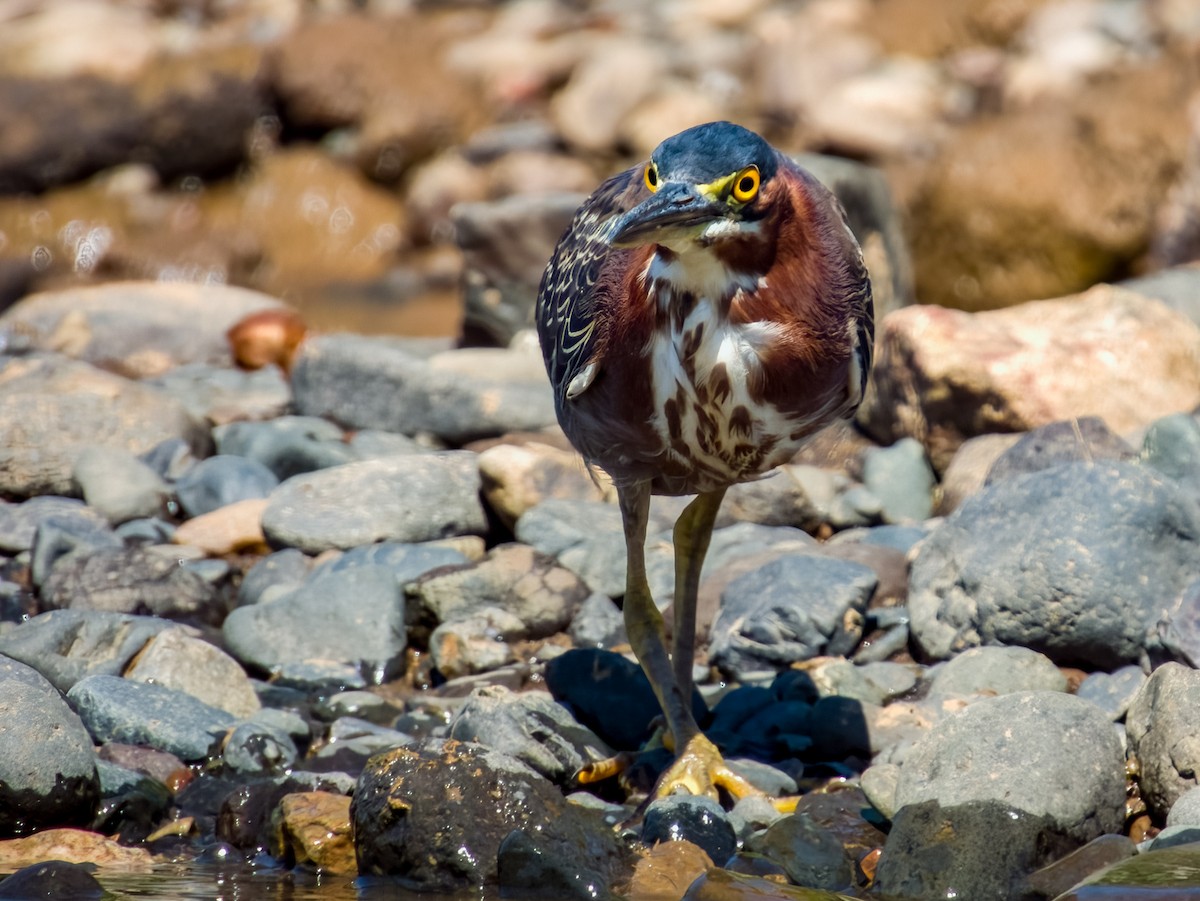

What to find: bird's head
left=608, top=121, right=780, bottom=253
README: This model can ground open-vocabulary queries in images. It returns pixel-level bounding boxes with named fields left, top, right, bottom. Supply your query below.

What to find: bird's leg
left=671, top=488, right=727, bottom=701
left=618, top=484, right=763, bottom=804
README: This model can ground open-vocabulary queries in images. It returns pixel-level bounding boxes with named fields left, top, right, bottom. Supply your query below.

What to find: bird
left=536, top=121, right=874, bottom=802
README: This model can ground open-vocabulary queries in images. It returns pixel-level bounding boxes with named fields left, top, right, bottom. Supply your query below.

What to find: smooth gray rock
left=1126, top=662, right=1200, bottom=819
left=149, top=361, right=292, bottom=424
left=1076, top=665, right=1147, bottom=721
left=291, top=333, right=557, bottom=444
left=67, top=674, right=235, bottom=761
left=909, top=462, right=1200, bottom=668
left=894, top=691, right=1126, bottom=841
left=124, top=627, right=260, bottom=719
left=985, top=417, right=1136, bottom=487
left=29, top=516, right=123, bottom=589
left=222, top=721, right=299, bottom=775
left=222, top=564, right=407, bottom=682
left=429, top=607, right=522, bottom=678
left=708, top=553, right=879, bottom=677
left=174, top=454, right=279, bottom=518
left=315, top=540, right=468, bottom=586
left=447, top=685, right=612, bottom=785
left=213, top=415, right=356, bottom=481
left=925, top=646, right=1068, bottom=698
left=861, top=437, right=936, bottom=523
left=237, top=547, right=312, bottom=607
left=0, top=496, right=109, bottom=554
left=1168, top=786, right=1200, bottom=827
left=568, top=592, right=627, bottom=649
left=0, top=610, right=184, bottom=693
left=0, top=655, right=99, bottom=836
left=261, top=452, right=488, bottom=553
left=71, top=447, right=168, bottom=525
left=1142, top=412, right=1200, bottom=496
left=1153, top=576, right=1200, bottom=667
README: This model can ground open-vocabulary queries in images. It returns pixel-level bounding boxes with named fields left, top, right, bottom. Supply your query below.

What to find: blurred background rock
left=0, top=0, right=1197, bottom=345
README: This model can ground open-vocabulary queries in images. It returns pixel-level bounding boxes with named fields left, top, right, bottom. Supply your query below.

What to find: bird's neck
left=645, top=244, right=764, bottom=314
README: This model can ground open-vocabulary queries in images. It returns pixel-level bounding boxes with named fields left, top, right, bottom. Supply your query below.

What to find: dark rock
left=707, top=688, right=812, bottom=760
left=0, top=860, right=105, bottom=900
left=174, top=455, right=279, bottom=519
left=351, top=739, right=630, bottom=892
left=544, top=649, right=708, bottom=752
left=1052, top=841, right=1200, bottom=899
left=745, top=811, right=855, bottom=891
left=447, top=685, right=612, bottom=784
left=1126, top=663, right=1200, bottom=819
left=875, top=799, right=1079, bottom=901
left=1025, top=833, right=1137, bottom=901
left=985, top=417, right=1136, bottom=487
left=0, top=610, right=181, bottom=693
left=291, top=334, right=556, bottom=444
left=216, top=772, right=354, bottom=852
left=0, top=656, right=99, bottom=837
left=807, top=696, right=874, bottom=760
left=0, top=496, right=110, bottom=555
left=910, top=462, right=1200, bottom=668
left=222, top=564, right=407, bottom=682
left=0, top=354, right=211, bottom=498
left=643, top=796, right=737, bottom=867
left=40, top=546, right=221, bottom=623
left=894, top=692, right=1126, bottom=841
left=454, top=193, right=584, bottom=346
left=261, top=452, right=488, bottom=553
left=214, top=415, right=357, bottom=481
left=1076, top=665, right=1147, bottom=721
left=925, top=646, right=1067, bottom=697
left=497, top=828, right=618, bottom=901
left=708, top=554, right=878, bottom=678
left=29, top=516, right=123, bottom=589
left=66, top=674, right=236, bottom=762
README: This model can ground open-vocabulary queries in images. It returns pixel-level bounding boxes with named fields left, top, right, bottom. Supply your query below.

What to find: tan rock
left=173, top=498, right=270, bottom=556
left=0, top=829, right=153, bottom=871
left=628, top=840, right=713, bottom=901
left=126, top=626, right=261, bottom=719
left=478, top=441, right=612, bottom=529
left=859, top=286, right=1200, bottom=470
left=272, top=791, right=355, bottom=875
left=935, top=433, right=1022, bottom=512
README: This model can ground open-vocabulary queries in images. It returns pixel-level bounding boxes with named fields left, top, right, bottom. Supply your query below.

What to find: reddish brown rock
left=859, top=286, right=1200, bottom=470
left=272, top=792, right=355, bottom=875
left=0, top=829, right=152, bottom=872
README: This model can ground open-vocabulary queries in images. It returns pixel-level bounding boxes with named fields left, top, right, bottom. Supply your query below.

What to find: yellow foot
left=575, top=752, right=635, bottom=785
left=655, top=733, right=770, bottom=804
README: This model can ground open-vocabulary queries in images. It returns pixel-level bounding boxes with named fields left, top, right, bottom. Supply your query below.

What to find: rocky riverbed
left=3, top=1, right=1200, bottom=900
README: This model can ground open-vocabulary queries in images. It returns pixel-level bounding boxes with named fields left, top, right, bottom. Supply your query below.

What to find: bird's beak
left=608, top=182, right=726, bottom=248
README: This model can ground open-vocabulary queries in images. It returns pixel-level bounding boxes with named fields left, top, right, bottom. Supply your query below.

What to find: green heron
left=537, top=121, right=874, bottom=801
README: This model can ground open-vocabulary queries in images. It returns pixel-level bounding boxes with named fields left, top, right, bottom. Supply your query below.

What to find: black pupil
left=648, top=168, right=657, bottom=185
left=738, top=176, right=754, bottom=194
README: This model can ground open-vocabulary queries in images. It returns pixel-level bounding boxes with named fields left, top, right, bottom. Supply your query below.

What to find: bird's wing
left=536, top=165, right=646, bottom=400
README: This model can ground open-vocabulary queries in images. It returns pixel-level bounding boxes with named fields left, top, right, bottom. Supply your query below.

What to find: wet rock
left=745, top=811, right=855, bottom=891
left=936, top=432, right=1022, bottom=512
left=291, top=334, right=556, bottom=444
left=174, top=455, right=279, bottom=519
left=222, top=564, right=407, bottom=682
left=545, top=649, right=707, bottom=752
left=407, top=543, right=588, bottom=643
left=449, top=685, right=611, bottom=785
left=0, top=610, right=182, bottom=693
left=454, top=194, right=585, bottom=346
left=708, top=553, right=878, bottom=678
left=0, top=354, right=210, bottom=497
left=125, top=627, right=260, bottom=719
left=859, top=438, right=935, bottom=524
left=909, top=462, right=1200, bottom=668
left=429, top=609, right=522, bottom=678
left=67, top=675, right=235, bottom=762
left=172, top=497, right=269, bottom=556
left=216, top=773, right=354, bottom=853
left=1126, top=662, right=1200, bottom=819
left=222, top=721, right=299, bottom=776
left=985, top=416, right=1137, bottom=487
left=40, top=546, right=221, bottom=623
left=70, top=447, right=168, bottom=525
left=477, top=439, right=610, bottom=529
left=352, top=739, right=629, bottom=892
left=906, top=60, right=1192, bottom=309
left=1053, top=841, right=1200, bottom=899
left=628, top=839, right=713, bottom=901
left=894, top=691, right=1125, bottom=841
left=272, top=791, right=355, bottom=875
left=643, top=795, right=736, bottom=867
left=214, top=416, right=357, bottom=481
left=0, top=859, right=105, bottom=899
left=1076, top=666, right=1147, bottom=721
left=0, top=45, right=269, bottom=194
left=860, top=288, right=1200, bottom=470
left=97, top=744, right=189, bottom=793
left=0, top=282, right=286, bottom=378
left=496, top=826, right=620, bottom=901
left=0, top=827, right=152, bottom=872
left=261, top=452, right=488, bottom=553
left=0, top=497, right=109, bottom=555
left=925, top=646, right=1067, bottom=697
left=1026, top=833, right=1138, bottom=901
left=0, top=656, right=99, bottom=837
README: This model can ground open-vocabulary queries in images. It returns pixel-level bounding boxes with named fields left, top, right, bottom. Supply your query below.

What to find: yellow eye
left=731, top=166, right=760, bottom=203
left=644, top=163, right=659, bottom=193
